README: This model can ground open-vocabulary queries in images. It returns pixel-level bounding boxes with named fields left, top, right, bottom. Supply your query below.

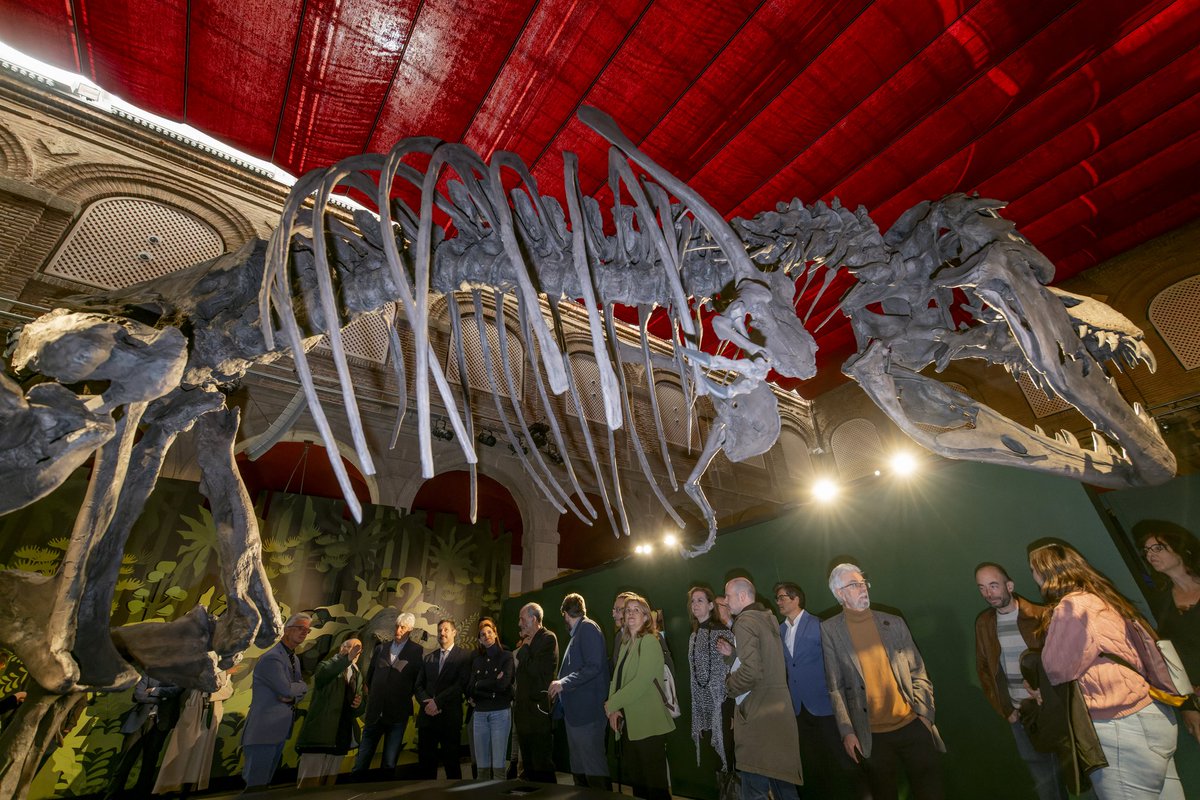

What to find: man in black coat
left=102, top=675, right=183, bottom=799
left=514, top=602, right=559, bottom=783
left=353, top=611, right=424, bottom=772
left=414, top=618, right=472, bottom=779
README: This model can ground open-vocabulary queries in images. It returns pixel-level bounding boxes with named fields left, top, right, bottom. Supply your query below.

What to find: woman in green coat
left=606, top=594, right=675, bottom=800
left=295, top=637, right=364, bottom=787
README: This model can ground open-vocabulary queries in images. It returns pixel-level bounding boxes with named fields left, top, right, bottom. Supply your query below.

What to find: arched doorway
left=410, top=471, right=524, bottom=565
left=557, top=493, right=629, bottom=570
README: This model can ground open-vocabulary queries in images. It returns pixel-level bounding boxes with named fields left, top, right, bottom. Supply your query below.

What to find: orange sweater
left=845, top=607, right=915, bottom=733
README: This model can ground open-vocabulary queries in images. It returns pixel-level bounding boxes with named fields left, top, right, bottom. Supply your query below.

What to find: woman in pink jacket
left=1030, top=541, right=1183, bottom=799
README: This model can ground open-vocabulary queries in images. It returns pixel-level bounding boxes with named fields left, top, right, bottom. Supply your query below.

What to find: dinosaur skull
left=842, top=194, right=1175, bottom=489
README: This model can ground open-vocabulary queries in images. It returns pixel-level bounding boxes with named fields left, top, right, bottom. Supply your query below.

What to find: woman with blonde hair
left=1030, top=540, right=1183, bottom=798
left=606, top=594, right=675, bottom=800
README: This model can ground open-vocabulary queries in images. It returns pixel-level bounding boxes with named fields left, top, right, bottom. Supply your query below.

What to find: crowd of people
left=56, top=521, right=1198, bottom=799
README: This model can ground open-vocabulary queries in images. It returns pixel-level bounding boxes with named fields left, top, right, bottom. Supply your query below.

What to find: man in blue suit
left=548, top=592, right=609, bottom=789
left=775, top=582, right=865, bottom=799
left=241, top=612, right=312, bottom=788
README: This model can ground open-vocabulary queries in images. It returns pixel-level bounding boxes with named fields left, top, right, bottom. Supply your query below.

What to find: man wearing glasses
left=241, top=612, right=312, bottom=789
left=821, top=564, right=945, bottom=799
left=775, top=582, right=862, bottom=799
left=548, top=593, right=610, bottom=789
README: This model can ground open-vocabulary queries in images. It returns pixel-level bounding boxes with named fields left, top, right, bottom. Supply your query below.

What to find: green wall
left=505, top=461, right=1200, bottom=799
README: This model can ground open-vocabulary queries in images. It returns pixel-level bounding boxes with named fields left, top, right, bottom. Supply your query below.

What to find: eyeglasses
left=841, top=581, right=870, bottom=591
left=1142, top=543, right=1168, bottom=555
left=286, top=625, right=311, bottom=635
left=775, top=595, right=793, bottom=602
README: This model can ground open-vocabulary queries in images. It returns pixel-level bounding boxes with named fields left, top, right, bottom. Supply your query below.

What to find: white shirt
left=782, top=609, right=806, bottom=657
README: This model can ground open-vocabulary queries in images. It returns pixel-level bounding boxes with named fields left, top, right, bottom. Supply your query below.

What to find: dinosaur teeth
left=1133, top=401, right=1143, bottom=418
left=1056, top=429, right=1078, bottom=447
left=1090, top=430, right=1111, bottom=458
left=1033, top=424, right=1046, bottom=438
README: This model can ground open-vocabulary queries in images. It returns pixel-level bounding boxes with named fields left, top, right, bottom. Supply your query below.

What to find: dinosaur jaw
left=844, top=262, right=1176, bottom=489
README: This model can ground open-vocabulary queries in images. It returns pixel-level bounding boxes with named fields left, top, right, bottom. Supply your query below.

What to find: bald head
left=724, top=577, right=756, bottom=616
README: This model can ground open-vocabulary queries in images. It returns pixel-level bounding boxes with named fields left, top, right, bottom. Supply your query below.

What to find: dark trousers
left=353, top=719, right=408, bottom=772
left=104, top=721, right=168, bottom=798
left=862, top=719, right=944, bottom=800
left=518, top=730, right=556, bottom=782
left=622, top=733, right=671, bottom=800
left=796, top=707, right=869, bottom=799
left=417, top=720, right=463, bottom=779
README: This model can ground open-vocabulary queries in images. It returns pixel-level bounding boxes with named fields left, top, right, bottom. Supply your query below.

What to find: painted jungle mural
left=0, top=473, right=511, bottom=798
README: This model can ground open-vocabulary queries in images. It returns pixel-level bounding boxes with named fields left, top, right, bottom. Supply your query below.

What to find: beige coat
left=725, top=603, right=802, bottom=784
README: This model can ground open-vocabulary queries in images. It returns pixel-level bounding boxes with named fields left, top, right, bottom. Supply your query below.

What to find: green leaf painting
left=0, top=474, right=511, bottom=798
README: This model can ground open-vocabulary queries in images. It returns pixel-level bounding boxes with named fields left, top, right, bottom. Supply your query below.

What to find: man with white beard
left=821, top=564, right=945, bottom=800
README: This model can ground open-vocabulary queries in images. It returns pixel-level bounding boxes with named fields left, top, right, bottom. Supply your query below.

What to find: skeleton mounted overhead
left=0, top=104, right=1176, bottom=796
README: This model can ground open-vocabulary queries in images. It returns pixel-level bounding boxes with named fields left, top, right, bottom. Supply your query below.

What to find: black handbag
left=716, top=769, right=740, bottom=800
left=1018, top=649, right=1107, bottom=795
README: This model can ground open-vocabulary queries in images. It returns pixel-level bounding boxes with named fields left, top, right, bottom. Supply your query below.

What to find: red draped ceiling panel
left=1, top=0, right=1196, bottom=395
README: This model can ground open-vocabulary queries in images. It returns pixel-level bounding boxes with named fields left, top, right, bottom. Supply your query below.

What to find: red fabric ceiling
left=2, top=0, right=1196, bottom=395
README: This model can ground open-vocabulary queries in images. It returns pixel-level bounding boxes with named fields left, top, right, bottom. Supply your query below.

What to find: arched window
left=780, top=428, right=813, bottom=478
left=1149, top=276, right=1200, bottom=370
left=446, top=317, right=525, bottom=401
left=44, top=196, right=224, bottom=289
left=831, top=418, right=883, bottom=481
left=631, top=378, right=699, bottom=449
left=565, top=353, right=609, bottom=424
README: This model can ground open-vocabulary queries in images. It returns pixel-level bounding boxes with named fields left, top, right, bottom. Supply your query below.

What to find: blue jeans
left=740, top=770, right=800, bottom=800
left=1011, top=720, right=1068, bottom=800
left=1090, top=702, right=1184, bottom=800
left=353, top=719, right=407, bottom=771
left=473, top=708, right=511, bottom=770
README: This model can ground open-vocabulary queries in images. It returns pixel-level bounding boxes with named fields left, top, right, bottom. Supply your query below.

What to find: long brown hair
left=1029, top=541, right=1156, bottom=637
left=1134, top=520, right=1200, bottom=585
left=687, top=586, right=715, bottom=633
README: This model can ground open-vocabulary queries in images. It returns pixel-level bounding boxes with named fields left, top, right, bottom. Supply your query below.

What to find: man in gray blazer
left=241, top=612, right=312, bottom=788
left=821, top=564, right=945, bottom=800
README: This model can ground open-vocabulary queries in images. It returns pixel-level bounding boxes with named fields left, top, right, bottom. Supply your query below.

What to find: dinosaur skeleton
left=0, top=104, right=1175, bottom=798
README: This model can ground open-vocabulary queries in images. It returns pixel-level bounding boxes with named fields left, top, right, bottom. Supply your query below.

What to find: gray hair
left=828, top=563, right=861, bottom=597
left=284, top=612, right=313, bottom=628
left=396, top=611, right=417, bottom=628
left=521, top=602, right=544, bottom=623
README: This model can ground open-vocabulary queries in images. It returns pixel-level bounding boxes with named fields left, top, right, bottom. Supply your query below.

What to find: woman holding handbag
left=606, top=594, right=675, bottom=800
left=1031, top=541, right=1184, bottom=799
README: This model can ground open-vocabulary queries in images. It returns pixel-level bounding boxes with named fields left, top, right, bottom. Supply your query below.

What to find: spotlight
left=812, top=478, right=839, bottom=503
left=432, top=417, right=454, bottom=442
left=663, top=533, right=679, bottom=548
left=890, top=451, right=918, bottom=476
left=635, top=543, right=654, bottom=555
left=477, top=430, right=497, bottom=447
